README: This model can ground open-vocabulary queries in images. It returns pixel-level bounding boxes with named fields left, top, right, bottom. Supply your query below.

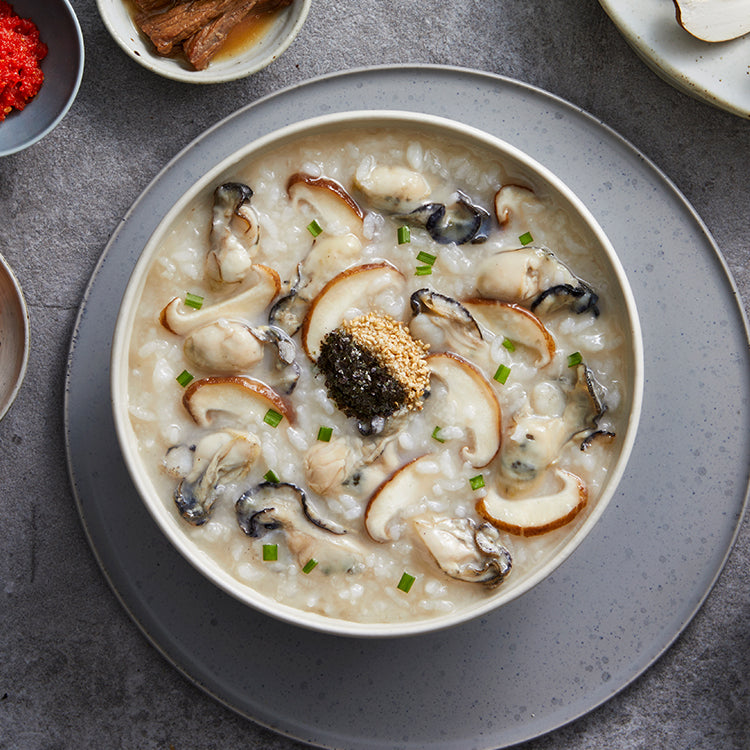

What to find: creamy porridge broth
left=123, top=120, right=634, bottom=625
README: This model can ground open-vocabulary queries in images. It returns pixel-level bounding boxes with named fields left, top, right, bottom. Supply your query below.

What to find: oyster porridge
left=123, top=123, right=633, bottom=624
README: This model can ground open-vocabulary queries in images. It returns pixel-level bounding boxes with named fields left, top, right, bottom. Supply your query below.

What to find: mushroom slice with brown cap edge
left=300, top=262, right=407, bottom=360
left=160, top=264, right=281, bottom=336
left=476, top=247, right=599, bottom=317
left=413, top=517, right=512, bottom=587
left=477, top=468, right=587, bottom=537
left=236, top=482, right=364, bottom=574
left=287, top=172, right=365, bottom=239
left=182, top=376, right=293, bottom=428
left=174, top=430, right=261, bottom=526
left=673, top=0, right=750, bottom=42
left=463, top=298, right=556, bottom=367
left=207, top=182, right=260, bottom=286
left=427, top=352, right=502, bottom=468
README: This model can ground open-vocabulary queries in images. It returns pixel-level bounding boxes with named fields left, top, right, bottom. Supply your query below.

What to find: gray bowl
left=0, top=0, right=84, bottom=157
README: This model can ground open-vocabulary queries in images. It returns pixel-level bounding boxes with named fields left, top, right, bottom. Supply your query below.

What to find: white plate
left=599, top=0, right=750, bottom=118
left=65, top=66, right=750, bottom=749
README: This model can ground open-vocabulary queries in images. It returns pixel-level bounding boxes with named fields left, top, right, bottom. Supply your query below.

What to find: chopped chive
left=567, top=351, right=583, bottom=367
left=184, top=292, right=204, bottom=310
left=397, top=225, right=411, bottom=244
left=397, top=572, right=416, bottom=593
left=415, top=265, right=433, bottom=276
left=264, top=408, right=283, bottom=428
left=519, top=231, right=534, bottom=246
left=431, top=425, right=446, bottom=444
left=262, top=544, right=278, bottom=561
left=302, top=558, right=318, bottom=574
left=176, top=370, right=194, bottom=387
left=493, top=363, right=511, bottom=384
left=317, top=425, right=333, bottom=442
left=469, top=474, right=485, bottom=491
left=263, top=469, right=280, bottom=484
left=307, top=219, right=323, bottom=237
left=416, top=250, right=436, bottom=266
left=502, top=337, right=516, bottom=352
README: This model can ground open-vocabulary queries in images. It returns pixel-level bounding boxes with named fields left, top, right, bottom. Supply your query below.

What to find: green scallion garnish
left=397, top=225, right=411, bottom=244
left=263, top=469, right=280, bottom=484
left=397, top=572, right=416, bottom=593
left=469, top=474, right=485, bottom=491
left=307, top=219, right=323, bottom=237
left=493, top=364, right=511, bottom=384
left=416, top=250, right=436, bottom=266
left=567, top=351, right=583, bottom=367
left=502, top=337, right=515, bottom=352
left=431, top=426, right=446, bottom=444
left=176, top=370, right=194, bottom=387
left=317, top=425, right=333, bottom=442
left=519, top=231, right=534, bottom=246
left=184, top=292, right=204, bottom=310
left=302, top=558, right=318, bottom=574
left=262, top=544, right=278, bottom=561
left=264, top=408, right=283, bottom=428
left=415, top=265, right=433, bottom=276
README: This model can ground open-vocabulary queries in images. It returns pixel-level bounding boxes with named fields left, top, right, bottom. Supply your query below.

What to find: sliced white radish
left=674, top=0, right=750, bottom=42
left=427, top=352, right=502, bottom=468
left=463, top=298, right=556, bottom=367
left=477, top=468, right=587, bottom=537
left=160, top=264, right=280, bottom=335
left=300, top=261, right=406, bottom=360
left=182, top=375, right=293, bottom=427
left=287, top=172, right=365, bottom=238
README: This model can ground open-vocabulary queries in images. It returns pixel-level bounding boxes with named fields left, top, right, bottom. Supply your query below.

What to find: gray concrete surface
left=1, top=1, right=748, bottom=748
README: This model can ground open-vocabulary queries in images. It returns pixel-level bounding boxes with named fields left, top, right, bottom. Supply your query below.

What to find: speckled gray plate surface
left=64, top=66, right=750, bottom=750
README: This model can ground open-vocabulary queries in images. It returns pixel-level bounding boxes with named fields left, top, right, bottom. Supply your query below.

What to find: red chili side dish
left=0, top=1, right=47, bottom=122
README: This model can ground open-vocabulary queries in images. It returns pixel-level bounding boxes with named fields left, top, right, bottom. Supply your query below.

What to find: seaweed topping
left=318, top=313, right=429, bottom=424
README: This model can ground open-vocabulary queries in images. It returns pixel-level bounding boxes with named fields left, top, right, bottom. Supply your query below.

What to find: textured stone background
left=1, top=1, right=748, bottom=748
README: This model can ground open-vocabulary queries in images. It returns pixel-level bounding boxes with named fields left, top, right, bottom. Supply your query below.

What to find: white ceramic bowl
left=0, top=253, right=30, bottom=420
left=96, top=0, right=310, bottom=83
left=0, top=0, right=84, bottom=157
left=111, top=111, right=644, bottom=637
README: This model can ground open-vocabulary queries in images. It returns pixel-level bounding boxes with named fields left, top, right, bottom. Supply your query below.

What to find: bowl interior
left=96, top=0, right=310, bottom=84
left=0, top=254, right=29, bottom=419
left=112, top=111, right=644, bottom=637
left=0, top=0, right=84, bottom=157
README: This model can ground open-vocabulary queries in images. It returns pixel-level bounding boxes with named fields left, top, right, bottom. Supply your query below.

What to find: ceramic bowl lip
left=111, top=109, right=644, bottom=639
left=0, top=0, right=84, bottom=157
left=96, top=0, right=311, bottom=84
left=0, top=253, right=30, bottom=421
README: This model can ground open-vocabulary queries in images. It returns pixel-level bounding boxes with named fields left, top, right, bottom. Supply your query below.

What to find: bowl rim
left=0, top=252, right=30, bottom=420
left=95, top=0, right=311, bottom=84
left=0, top=0, right=85, bottom=157
left=111, top=109, right=645, bottom=638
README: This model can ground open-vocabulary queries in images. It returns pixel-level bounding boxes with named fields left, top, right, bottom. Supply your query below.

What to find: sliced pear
left=673, top=0, right=750, bottom=42
left=287, top=172, right=365, bottom=238
left=477, top=468, right=587, bottom=537
left=427, top=352, right=502, bottom=468
left=364, top=454, right=438, bottom=542
left=300, top=261, right=406, bottom=360
left=160, top=264, right=280, bottom=336
left=463, top=298, right=556, bottom=367
left=182, top=375, right=293, bottom=428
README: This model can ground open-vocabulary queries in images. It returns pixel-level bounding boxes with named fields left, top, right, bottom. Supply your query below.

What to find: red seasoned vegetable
left=0, top=1, right=47, bottom=122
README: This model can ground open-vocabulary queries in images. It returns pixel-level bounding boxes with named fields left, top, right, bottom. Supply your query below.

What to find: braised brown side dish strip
left=132, top=0, right=293, bottom=70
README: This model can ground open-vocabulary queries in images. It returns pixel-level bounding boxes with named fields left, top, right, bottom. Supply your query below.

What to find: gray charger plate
left=65, top=66, right=750, bottom=749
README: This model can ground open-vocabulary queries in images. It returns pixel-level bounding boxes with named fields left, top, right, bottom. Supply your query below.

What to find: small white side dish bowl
left=111, top=111, right=644, bottom=638
left=96, top=0, right=310, bottom=83
left=0, top=0, right=84, bottom=157
left=0, top=253, right=29, bottom=420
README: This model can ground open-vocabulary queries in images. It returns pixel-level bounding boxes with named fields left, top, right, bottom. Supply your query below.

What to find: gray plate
left=64, top=66, right=750, bottom=750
